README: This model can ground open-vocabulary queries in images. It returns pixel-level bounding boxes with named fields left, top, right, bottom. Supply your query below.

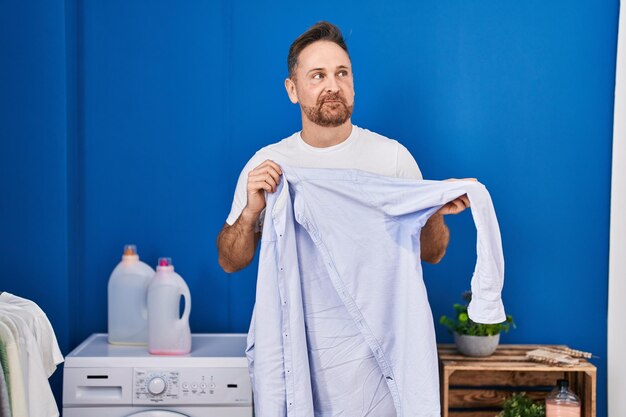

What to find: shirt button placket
left=278, top=228, right=294, bottom=413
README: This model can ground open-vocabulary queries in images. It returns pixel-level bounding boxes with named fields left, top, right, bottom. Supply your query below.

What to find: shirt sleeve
left=396, top=143, right=423, bottom=180
left=362, top=177, right=506, bottom=324
left=226, top=154, right=264, bottom=228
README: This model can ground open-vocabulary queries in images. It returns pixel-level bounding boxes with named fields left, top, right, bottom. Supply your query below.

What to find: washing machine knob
left=148, top=377, right=167, bottom=395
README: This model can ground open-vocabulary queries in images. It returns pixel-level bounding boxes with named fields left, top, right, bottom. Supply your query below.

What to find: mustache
left=318, top=92, right=346, bottom=105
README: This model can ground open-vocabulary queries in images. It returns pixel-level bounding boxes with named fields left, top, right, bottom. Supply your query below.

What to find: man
left=217, top=21, right=470, bottom=273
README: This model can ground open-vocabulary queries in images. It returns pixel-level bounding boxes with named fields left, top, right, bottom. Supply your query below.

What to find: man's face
left=286, top=41, right=355, bottom=127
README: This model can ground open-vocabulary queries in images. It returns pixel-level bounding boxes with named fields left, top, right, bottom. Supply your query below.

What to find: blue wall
left=0, top=0, right=72, bottom=403
left=0, top=1, right=618, bottom=415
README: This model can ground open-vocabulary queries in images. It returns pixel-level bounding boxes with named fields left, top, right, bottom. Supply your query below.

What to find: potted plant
left=498, top=392, right=545, bottom=417
left=439, top=291, right=515, bottom=357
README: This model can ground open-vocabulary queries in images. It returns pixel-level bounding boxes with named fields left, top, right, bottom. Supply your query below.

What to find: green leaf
left=499, top=393, right=545, bottom=417
left=439, top=291, right=516, bottom=336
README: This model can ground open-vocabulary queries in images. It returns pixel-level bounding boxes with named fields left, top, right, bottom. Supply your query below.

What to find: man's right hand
left=217, top=160, right=283, bottom=273
left=243, top=160, right=283, bottom=218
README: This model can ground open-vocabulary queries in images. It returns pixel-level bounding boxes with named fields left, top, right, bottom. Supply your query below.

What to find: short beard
left=301, top=93, right=353, bottom=128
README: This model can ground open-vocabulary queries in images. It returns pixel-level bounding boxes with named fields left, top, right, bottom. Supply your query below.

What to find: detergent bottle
left=546, top=379, right=581, bottom=417
left=108, top=244, right=155, bottom=345
left=147, top=257, right=192, bottom=355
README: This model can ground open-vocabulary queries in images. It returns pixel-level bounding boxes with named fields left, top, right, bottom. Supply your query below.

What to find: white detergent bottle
left=108, top=244, right=155, bottom=345
left=147, top=257, right=192, bottom=355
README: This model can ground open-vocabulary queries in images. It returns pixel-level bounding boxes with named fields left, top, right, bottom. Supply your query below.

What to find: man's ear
left=284, top=78, right=299, bottom=104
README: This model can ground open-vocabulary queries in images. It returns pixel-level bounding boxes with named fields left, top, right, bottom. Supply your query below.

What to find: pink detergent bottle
left=147, top=257, right=192, bottom=355
left=546, top=379, right=581, bottom=417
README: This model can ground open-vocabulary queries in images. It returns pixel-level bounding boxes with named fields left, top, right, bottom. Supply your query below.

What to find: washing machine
left=63, top=333, right=252, bottom=417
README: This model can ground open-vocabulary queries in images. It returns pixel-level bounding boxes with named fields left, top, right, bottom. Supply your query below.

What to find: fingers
left=439, top=194, right=470, bottom=215
left=248, top=160, right=283, bottom=194
left=450, top=195, right=470, bottom=212
left=247, top=177, right=276, bottom=193
left=255, top=160, right=283, bottom=177
left=458, top=194, right=470, bottom=208
left=439, top=178, right=474, bottom=214
left=248, top=171, right=278, bottom=192
left=446, top=200, right=464, bottom=214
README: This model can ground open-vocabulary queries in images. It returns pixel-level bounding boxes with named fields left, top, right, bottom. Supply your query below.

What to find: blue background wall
left=0, top=0, right=618, bottom=415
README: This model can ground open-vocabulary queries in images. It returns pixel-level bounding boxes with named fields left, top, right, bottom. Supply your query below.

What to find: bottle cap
left=158, top=257, right=173, bottom=268
left=124, top=245, right=137, bottom=256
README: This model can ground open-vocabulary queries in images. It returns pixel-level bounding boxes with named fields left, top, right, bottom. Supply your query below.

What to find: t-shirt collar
left=297, top=124, right=358, bottom=153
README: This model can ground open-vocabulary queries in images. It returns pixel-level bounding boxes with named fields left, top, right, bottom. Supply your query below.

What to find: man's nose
left=325, top=75, right=340, bottom=92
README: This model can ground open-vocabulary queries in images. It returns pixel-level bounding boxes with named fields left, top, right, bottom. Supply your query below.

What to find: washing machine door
left=126, top=412, right=188, bottom=417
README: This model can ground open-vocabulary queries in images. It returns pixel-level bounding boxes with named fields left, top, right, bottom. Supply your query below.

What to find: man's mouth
left=320, top=93, right=344, bottom=104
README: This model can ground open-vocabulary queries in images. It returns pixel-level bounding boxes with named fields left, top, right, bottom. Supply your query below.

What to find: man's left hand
left=437, top=178, right=477, bottom=215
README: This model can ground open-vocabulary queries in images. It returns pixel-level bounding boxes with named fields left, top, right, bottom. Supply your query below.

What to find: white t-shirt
left=0, top=320, right=28, bottom=417
left=0, top=293, right=64, bottom=377
left=0, top=293, right=62, bottom=417
left=226, top=125, right=423, bottom=226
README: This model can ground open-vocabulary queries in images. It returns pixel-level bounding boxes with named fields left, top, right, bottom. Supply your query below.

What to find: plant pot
left=454, top=332, right=500, bottom=357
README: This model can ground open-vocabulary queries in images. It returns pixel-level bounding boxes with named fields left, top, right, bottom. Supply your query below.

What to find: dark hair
left=287, top=21, right=350, bottom=79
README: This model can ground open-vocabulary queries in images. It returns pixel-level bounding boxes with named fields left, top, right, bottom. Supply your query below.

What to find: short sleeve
left=225, top=165, right=249, bottom=226
left=396, top=143, right=423, bottom=180
left=226, top=154, right=267, bottom=232
left=226, top=154, right=262, bottom=226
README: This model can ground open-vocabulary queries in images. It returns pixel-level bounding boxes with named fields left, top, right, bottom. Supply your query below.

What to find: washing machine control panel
left=133, top=367, right=252, bottom=405
left=135, top=370, right=179, bottom=401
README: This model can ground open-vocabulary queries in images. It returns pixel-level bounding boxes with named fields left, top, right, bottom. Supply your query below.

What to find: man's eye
left=313, top=73, right=324, bottom=80
left=338, top=71, right=348, bottom=77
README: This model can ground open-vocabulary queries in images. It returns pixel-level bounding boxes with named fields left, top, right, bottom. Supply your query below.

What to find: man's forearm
left=217, top=209, right=261, bottom=273
left=420, top=213, right=450, bottom=264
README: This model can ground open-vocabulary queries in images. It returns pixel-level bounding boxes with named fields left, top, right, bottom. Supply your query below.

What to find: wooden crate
left=438, top=344, right=597, bottom=417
